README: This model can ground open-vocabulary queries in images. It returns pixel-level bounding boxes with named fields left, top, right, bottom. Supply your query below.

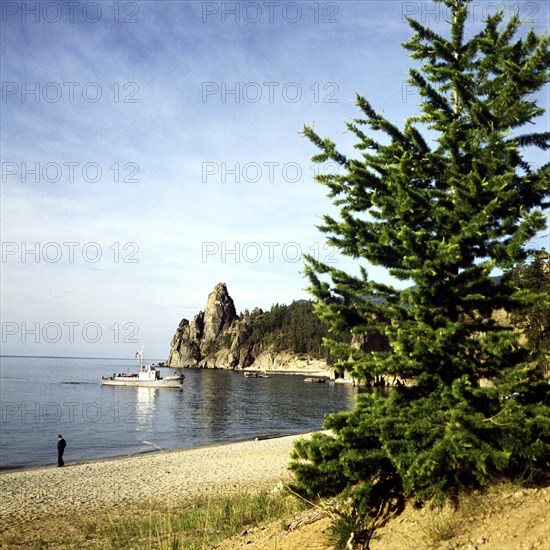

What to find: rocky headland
left=166, top=283, right=331, bottom=375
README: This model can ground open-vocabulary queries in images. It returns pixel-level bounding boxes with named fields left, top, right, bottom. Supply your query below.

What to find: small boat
left=243, top=371, right=271, bottom=378
left=101, top=347, right=184, bottom=389
left=304, top=377, right=327, bottom=383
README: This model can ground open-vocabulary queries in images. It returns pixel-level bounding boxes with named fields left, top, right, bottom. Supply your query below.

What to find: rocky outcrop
left=167, top=283, right=260, bottom=369
left=202, top=283, right=237, bottom=341
left=167, top=282, right=336, bottom=374
left=168, top=319, right=201, bottom=365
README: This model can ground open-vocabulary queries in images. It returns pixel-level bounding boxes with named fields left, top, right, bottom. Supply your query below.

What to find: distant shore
left=0, top=432, right=316, bottom=527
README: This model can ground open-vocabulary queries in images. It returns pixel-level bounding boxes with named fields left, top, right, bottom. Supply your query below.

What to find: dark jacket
left=57, top=438, right=66, bottom=449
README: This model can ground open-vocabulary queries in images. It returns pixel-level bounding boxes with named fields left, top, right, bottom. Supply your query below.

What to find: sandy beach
left=0, top=433, right=312, bottom=525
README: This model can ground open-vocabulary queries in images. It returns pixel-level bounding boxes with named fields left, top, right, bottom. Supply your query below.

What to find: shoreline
left=0, top=431, right=320, bottom=525
left=0, top=430, right=307, bottom=474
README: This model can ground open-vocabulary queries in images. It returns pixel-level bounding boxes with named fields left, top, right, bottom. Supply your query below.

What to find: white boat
left=101, top=347, right=184, bottom=389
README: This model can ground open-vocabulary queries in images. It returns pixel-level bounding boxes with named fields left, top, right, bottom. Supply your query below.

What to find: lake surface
left=0, top=356, right=357, bottom=469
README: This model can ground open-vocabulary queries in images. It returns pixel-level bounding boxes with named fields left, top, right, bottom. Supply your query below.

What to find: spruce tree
left=509, top=250, right=550, bottom=355
left=290, top=1, right=549, bottom=546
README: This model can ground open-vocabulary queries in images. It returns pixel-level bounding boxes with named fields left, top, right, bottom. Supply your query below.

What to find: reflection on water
left=135, top=387, right=157, bottom=428
left=173, top=370, right=357, bottom=443
left=199, top=370, right=236, bottom=437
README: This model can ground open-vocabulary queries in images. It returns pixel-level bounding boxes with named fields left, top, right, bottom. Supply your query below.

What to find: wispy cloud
left=2, top=0, right=548, bottom=357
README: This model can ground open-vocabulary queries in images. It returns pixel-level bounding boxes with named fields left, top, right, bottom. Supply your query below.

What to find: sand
left=0, top=433, right=311, bottom=524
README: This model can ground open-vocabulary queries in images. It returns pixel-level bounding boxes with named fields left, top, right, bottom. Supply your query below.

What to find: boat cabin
left=138, top=365, right=161, bottom=381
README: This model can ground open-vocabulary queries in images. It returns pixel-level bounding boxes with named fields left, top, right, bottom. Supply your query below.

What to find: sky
left=1, top=0, right=549, bottom=359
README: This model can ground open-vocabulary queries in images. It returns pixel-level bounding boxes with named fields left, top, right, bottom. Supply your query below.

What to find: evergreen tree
left=509, top=250, right=550, bottom=360
left=290, top=1, right=549, bottom=546
left=249, top=300, right=335, bottom=358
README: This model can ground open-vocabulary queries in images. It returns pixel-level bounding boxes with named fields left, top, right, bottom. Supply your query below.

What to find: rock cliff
left=167, top=283, right=261, bottom=369
left=202, top=282, right=237, bottom=342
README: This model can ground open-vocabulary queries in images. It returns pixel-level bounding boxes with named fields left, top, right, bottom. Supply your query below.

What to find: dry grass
left=0, top=489, right=307, bottom=549
left=421, top=482, right=514, bottom=546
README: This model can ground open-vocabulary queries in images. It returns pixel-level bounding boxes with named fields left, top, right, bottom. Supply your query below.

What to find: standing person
left=57, top=434, right=66, bottom=467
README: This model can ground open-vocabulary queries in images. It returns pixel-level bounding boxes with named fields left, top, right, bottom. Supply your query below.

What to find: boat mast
left=137, top=344, right=144, bottom=369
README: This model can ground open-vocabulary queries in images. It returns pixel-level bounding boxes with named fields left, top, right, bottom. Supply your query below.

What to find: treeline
left=248, top=300, right=336, bottom=359
left=242, top=257, right=550, bottom=365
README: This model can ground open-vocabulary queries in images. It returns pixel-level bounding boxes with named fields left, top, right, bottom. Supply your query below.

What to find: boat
left=101, top=347, right=184, bottom=388
left=243, top=371, right=271, bottom=379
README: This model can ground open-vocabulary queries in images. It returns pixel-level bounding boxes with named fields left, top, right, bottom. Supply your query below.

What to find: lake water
left=0, top=356, right=357, bottom=469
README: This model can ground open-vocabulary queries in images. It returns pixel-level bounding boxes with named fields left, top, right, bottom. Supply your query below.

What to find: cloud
left=2, top=0, right=548, bottom=357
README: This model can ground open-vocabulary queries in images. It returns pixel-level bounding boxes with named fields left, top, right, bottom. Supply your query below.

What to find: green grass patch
left=83, top=489, right=307, bottom=549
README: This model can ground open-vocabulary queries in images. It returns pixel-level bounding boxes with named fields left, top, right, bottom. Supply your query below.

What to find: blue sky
left=1, top=0, right=549, bottom=359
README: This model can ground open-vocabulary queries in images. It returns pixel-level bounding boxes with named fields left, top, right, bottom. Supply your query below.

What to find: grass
left=80, top=489, right=307, bottom=549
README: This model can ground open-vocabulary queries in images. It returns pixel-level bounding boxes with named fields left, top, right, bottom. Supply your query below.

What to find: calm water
left=0, top=356, right=356, bottom=469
